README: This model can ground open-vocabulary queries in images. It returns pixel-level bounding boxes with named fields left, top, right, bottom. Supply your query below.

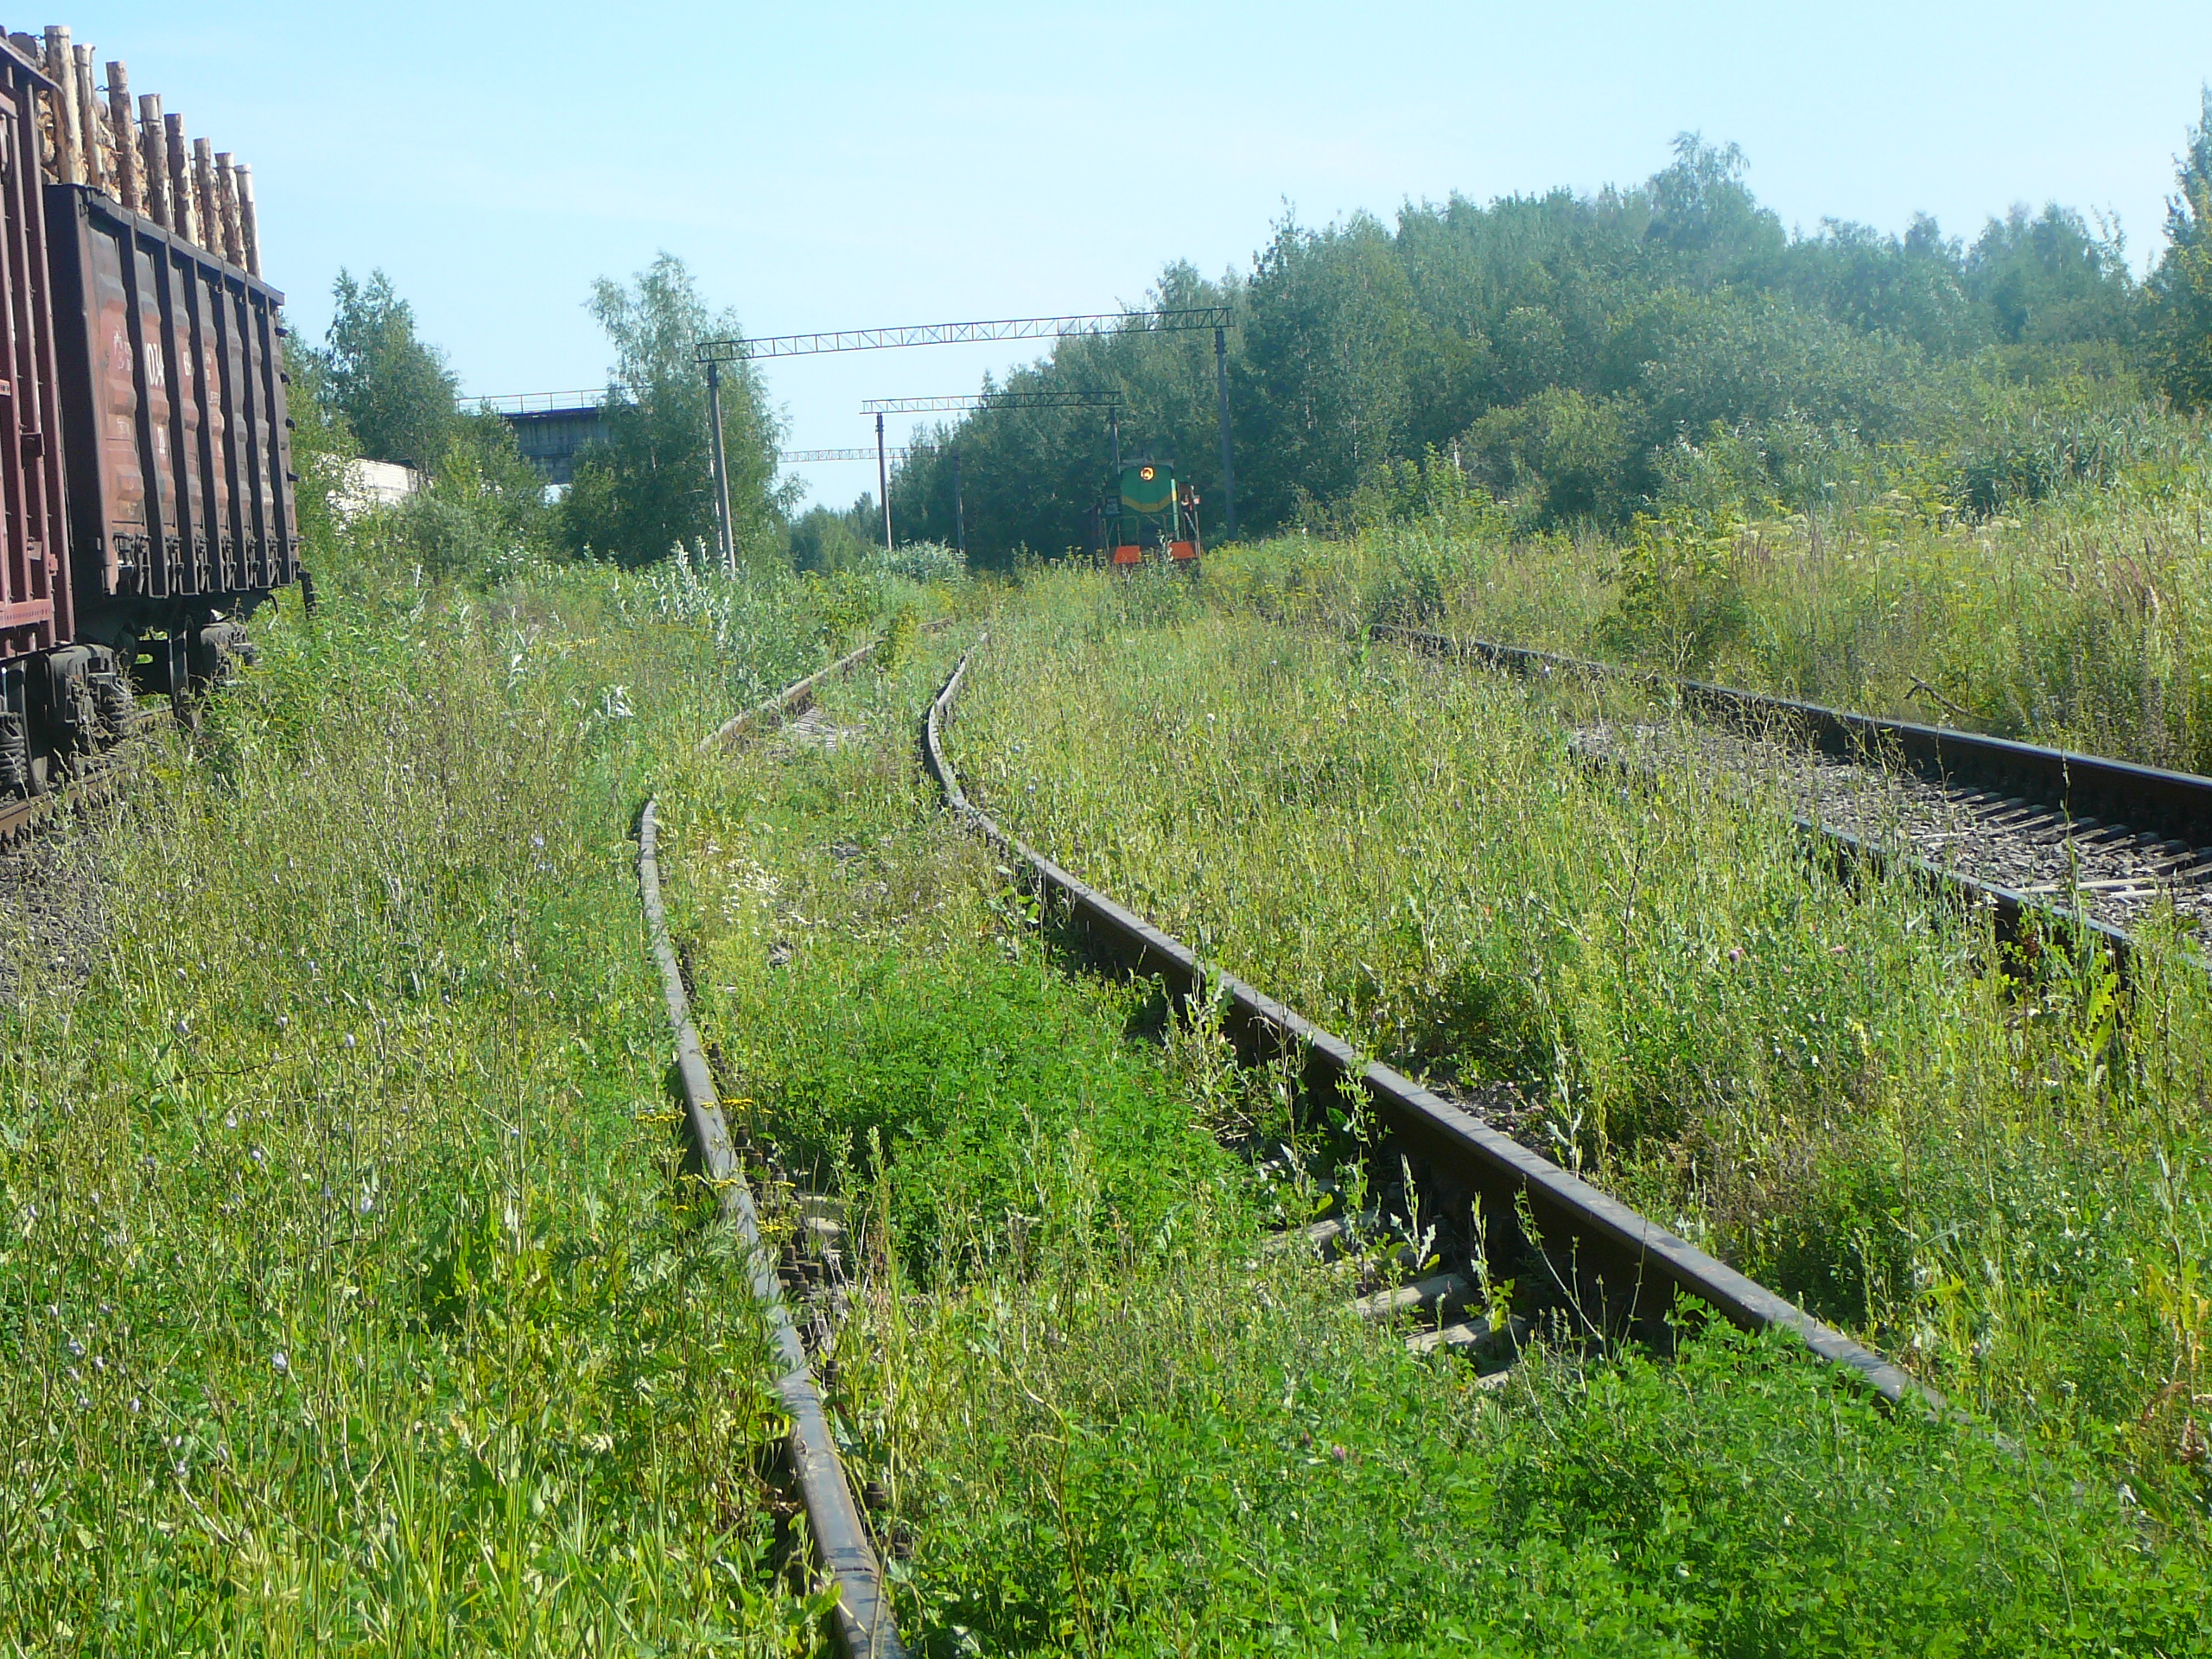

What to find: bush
left=868, top=539, right=965, bottom=585
left=388, top=412, right=553, bottom=585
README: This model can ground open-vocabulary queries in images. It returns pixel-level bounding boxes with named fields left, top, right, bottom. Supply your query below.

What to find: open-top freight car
left=0, top=26, right=296, bottom=796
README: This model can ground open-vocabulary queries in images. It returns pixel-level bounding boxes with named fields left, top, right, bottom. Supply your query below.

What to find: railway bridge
left=479, top=391, right=609, bottom=486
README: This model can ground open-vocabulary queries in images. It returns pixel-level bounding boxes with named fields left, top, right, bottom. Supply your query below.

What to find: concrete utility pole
left=876, top=412, right=892, bottom=550
left=1214, top=324, right=1238, bottom=538
left=953, top=447, right=966, bottom=557
left=706, top=359, right=735, bottom=573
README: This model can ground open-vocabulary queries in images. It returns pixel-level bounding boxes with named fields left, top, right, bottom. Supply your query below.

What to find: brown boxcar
left=44, top=181, right=297, bottom=632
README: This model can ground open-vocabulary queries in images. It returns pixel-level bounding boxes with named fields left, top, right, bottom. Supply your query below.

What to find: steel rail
left=1372, top=624, right=2212, bottom=852
left=1374, top=624, right=2196, bottom=971
left=925, top=640, right=1937, bottom=1412
left=637, top=798, right=905, bottom=1659
left=698, top=619, right=957, bottom=757
left=0, top=703, right=177, bottom=840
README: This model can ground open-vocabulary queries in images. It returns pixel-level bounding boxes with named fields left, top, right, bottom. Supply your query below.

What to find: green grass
left=643, top=583, right=2210, bottom=1652
left=13, top=516, right=2211, bottom=1653
left=945, top=574, right=2212, bottom=1549
left=0, top=545, right=952, bottom=1654
left=875, top=1261, right=2205, bottom=1656
left=1205, top=463, right=2212, bottom=776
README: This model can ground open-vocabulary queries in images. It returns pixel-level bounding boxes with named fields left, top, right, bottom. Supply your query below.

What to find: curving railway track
left=925, top=638, right=1938, bottom=1409
left=639, top=615, right=2212, bottom=1649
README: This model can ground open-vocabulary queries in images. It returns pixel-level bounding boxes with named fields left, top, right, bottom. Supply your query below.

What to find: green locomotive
left=1105, top=456, right=1200, bottom=568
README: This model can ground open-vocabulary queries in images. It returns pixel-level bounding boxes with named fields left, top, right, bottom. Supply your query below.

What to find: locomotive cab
left=1107, top=456, right=1199, bottom=569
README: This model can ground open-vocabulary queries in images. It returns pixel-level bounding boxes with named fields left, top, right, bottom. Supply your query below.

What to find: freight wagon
left=0, top=27, right=296, bottom=796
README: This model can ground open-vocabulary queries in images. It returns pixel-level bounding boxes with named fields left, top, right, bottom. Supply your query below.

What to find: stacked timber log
left=3, top=24, right=260, bottom=275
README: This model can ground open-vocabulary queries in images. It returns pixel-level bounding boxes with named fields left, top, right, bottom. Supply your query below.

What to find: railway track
left=652, top=620, right=2140, bottom=1645
left=1374, top=623, right=2212, bottom=967
left=637, top=632, right=923, bottom=1659
left=0, top=701, right=176, bottom=842
left=926, top=639, right=1938, bottom=1411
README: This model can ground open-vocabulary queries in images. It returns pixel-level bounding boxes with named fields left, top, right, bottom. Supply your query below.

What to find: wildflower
left=344, top=1033, right=357, bottom=1051
left=271, top=1351, right=289, bottom=1377
left=1726, top=946, right=1744, bottom=963
left=225, top=1113, right=238, bottom=1130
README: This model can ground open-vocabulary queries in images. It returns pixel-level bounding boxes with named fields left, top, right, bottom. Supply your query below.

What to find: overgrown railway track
left=1374, top=622, right=2212, bottom=967
left=0, top=702, right=174, bottom=842
left=637, top=634, right=924, bottom=1659
left=926, top=638, right=1938, bottom=1411
left=648, top=619, right=2187, bottom=1647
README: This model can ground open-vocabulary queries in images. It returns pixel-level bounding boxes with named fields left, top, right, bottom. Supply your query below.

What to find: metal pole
left=706, top=358, right=735, bottom=574
left=954, top=447, right=965, bottom=558
left=876, top=412, right=892, bottom=550
left=1214, top=325, right=1238, bottom=539
left=1109, top=407, right=1120, bottom=473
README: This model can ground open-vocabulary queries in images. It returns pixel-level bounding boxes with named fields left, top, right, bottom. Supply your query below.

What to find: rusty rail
left=637, top=800, right=905, bottom=1659
left=1373, top=623, right=2212, bottom=857
left=699, top=619, right=957, bottom=755
left=925, top=639, right=1936, bottom=1410
left=1373, top=623, right=2170, bottom=972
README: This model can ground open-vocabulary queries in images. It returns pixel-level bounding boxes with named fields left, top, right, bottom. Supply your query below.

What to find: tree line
left=296, top=91, right=2212, bottom=576
left=891, top=94, right=2212, bottom=565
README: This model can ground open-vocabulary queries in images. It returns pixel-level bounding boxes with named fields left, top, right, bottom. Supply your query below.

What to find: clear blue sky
left=63, top=0, right=2212, bottom=510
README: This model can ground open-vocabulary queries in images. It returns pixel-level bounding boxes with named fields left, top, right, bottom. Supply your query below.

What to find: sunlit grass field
left=650, top=626, right=2203, bottom=1652
left=949, top=569, right=2212, bottom=1550
left=0, top=549, right=918, bottom=1653
left=1212, top=454, right=2212, bottom=774
left=5, top=513, right=2209, bottom=1653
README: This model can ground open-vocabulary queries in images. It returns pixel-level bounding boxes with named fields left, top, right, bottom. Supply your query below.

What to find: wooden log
left=13, top=35, right=54, bottom=181
left=165, top=112, right=196, bottom=244
left=42, top=26, right=79, bottom=185
left=213, top=150, right=243, bottom=266
left=105, top=61, right=142, bottom=214
left=137, top=93, right=168, bottom=227
left=73, top=45, right=105, bottom=194
left=191, top=137, right=219, bottom=254
left=233, top=162, right=260, bottom=277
